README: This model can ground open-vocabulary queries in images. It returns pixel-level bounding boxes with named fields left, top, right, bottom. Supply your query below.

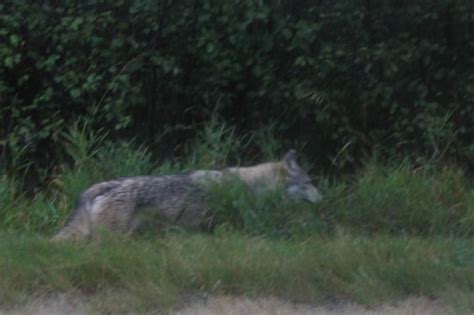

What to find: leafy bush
left=1, top=0, right=473, bottom=182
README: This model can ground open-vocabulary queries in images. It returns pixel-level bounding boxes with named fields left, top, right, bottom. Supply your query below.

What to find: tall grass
left=207, top=178, right=322, bottom=238
left=319, top=162, right=474, bottom=237
left=0, top=118, right=473, bottom=238
left=185, top=114, right=251, bottom=168
left=0, top=123, right=158, bottom=234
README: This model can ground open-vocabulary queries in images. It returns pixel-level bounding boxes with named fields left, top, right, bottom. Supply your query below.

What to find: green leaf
left=70, top=88, right=81, bottom=99
left=4, top=56, right=14, bottom=68
left=9, top=34, right=19, bottom=45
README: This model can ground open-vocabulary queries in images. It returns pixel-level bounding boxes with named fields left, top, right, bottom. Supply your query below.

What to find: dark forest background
left=1, top=0, right=473, bottom=184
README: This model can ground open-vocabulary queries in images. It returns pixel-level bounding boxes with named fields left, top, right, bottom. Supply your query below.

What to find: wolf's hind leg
left=126, top=214, right=143, bottom=235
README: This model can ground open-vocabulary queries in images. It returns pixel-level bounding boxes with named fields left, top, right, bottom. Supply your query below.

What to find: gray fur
left=51, top=150, right=322, bottom=241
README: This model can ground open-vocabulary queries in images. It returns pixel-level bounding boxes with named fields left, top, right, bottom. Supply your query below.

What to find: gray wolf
left=51, top=149, right=322, bottom=241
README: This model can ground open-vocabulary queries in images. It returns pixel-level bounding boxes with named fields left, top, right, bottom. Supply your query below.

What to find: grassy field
left=1, top=125, right=474, bottom=313
left=1, top=231, right=474, bottom=313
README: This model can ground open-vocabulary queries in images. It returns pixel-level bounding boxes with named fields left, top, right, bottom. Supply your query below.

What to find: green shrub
left=1, top=0, right=474, bottom=181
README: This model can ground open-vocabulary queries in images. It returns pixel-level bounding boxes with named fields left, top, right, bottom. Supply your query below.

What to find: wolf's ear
left=282, top=149, right=299, bottom=170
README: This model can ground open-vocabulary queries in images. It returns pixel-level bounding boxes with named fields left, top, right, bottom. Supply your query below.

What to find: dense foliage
left=1, top=0, right=473, bottom=178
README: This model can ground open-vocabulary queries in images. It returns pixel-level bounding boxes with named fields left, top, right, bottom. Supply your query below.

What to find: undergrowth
left=0, top=120, right=474, bottom=312
left=0, top=120, right=473, bottom=238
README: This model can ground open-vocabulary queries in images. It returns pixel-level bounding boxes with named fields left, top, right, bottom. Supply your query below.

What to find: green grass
left=2, top=119, right=472, bottom=238
left=1, top=122, right=474, bottom=312
left=204, top=160, right=474, bottom=239
left=1, top=231, right=474, bottom=313
left=207, top=178, right=322, bottom=238
left=317, top=162, right=474, bottom=237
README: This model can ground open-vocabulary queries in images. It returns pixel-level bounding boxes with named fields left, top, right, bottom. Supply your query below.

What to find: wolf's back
left=51, top=175, right=202, bottom=241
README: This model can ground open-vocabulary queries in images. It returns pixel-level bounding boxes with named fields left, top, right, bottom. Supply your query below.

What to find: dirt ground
left=175, top=296, right=455, bottom=315
left=1, top=294, right=456, bottom=315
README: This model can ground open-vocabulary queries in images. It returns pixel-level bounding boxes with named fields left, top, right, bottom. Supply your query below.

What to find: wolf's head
left=281, top=149, right=322, bottom=203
